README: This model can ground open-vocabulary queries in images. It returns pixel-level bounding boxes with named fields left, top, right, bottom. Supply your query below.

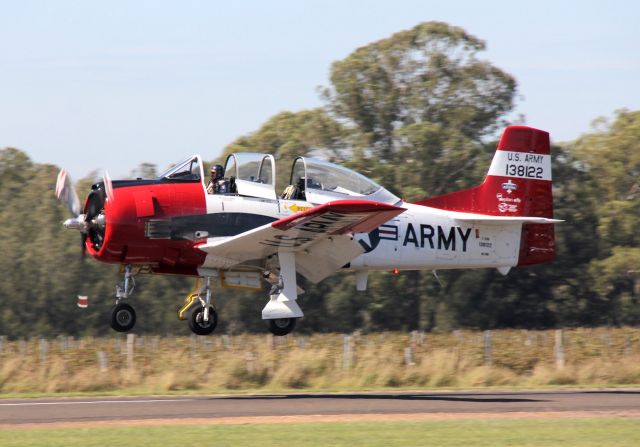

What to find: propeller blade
left=104, top=171, right=114, bottom=203
left=55, top=169, right=82, bottom=216
left=80, top=232, right=87, bottom=259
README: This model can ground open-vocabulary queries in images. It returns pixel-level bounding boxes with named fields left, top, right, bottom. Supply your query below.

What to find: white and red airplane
left=56, top=125, right=560, bottom=336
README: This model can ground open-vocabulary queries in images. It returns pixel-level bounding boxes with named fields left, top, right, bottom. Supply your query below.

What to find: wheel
left=188, top=305, right=218, bottom=336
left=267, top=318, right=296, bottom=336
left=110, top=302, right=136, bottom=332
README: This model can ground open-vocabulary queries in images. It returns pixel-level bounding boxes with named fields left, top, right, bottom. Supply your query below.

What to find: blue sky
left=1, top=0, right=638, bottom=179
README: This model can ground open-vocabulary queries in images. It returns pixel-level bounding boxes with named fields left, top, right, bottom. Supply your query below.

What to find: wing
left=198, top=200, right=405, bottom=282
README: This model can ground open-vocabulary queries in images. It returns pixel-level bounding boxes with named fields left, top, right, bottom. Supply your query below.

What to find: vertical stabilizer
left=414, top=125, right=555, bottom=265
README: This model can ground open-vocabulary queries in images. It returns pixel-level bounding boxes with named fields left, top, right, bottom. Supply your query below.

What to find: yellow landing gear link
left=178, top=277, right=203, bottom=320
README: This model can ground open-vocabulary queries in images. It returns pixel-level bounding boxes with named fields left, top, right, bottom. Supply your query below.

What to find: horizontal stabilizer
left=453, top=215, right=563, bottom=225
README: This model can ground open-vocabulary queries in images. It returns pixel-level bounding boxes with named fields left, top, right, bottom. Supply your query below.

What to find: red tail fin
left=414, top=125, right=555, bottom=265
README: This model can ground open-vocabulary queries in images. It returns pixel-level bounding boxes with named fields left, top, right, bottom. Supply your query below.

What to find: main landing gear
left=267, top=318, right=297, bottom=336
left=108, top=256, right=304, bottom=337
left=261, top=251, right=303, bottom=337
left=179, top=275, right=218, bottom=336
left=110, top=265, right=137, bottom=332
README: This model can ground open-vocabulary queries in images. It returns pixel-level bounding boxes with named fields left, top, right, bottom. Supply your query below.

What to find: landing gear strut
left=262, top=251, right=303, bottom=336
left=184, top=275, right=218, bottom=336
left=110, top=265, right=137, bottom=332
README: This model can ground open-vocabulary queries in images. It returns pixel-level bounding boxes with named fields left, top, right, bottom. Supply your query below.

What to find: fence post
left=483, top=330, right=492, bottom=366
left=404, top=346, right=414, bottom=366
left=190, top=334, right=197, bottom=362
left=342, top=335, right=351, bottom=370
left=39, top=338, right=49, bottom=367
left=267, top=333, right=275, bottom=350
left=98, top=351, right=108, bottom=372
left=554, top=329, right=565, bottom=370
left=126, top=333, right=135, bottom=369
left=245, top=352, right=255, bottom=374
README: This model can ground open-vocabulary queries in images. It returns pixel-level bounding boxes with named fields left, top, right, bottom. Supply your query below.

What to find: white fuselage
left=204, top=194, right=521, bottom=273
left=351, top=202, right=520, bottom=271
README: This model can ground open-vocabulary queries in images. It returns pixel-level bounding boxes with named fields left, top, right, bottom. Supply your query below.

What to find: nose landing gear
left=110, top=302, right=136, bottom=332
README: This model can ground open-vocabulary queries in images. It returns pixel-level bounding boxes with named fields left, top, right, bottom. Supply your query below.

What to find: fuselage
left=89, top=180, right=526, bottom=276
left=84, top=147, right=554, bottom=278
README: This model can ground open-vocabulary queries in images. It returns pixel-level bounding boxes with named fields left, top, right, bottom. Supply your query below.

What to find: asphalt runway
left=1, top=390, right=639, bottom=425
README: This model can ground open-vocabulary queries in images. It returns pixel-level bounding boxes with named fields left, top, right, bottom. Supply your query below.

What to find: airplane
left=55, top=125, right=561, bottom=336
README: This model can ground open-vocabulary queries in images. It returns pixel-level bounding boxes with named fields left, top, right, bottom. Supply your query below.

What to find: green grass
left=1, top=418, right=639, bottom=447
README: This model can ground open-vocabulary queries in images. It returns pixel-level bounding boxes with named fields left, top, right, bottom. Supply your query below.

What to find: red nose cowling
left=84, top=181, right=207, bottom=275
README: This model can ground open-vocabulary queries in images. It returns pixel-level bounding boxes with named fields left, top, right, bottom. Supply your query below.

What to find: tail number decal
left=505, top=164, right=543, bottom=179
left=488, top=151, right=551, bottom=181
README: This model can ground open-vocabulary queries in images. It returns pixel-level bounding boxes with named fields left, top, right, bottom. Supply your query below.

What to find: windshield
left=158, top=156, right=201, bottom=182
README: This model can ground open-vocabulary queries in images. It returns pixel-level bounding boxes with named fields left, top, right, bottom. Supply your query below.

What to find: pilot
left=206, top=165, right=226, bottom=194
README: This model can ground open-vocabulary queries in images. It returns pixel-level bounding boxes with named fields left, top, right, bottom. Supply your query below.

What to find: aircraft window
left=257, top=157, right=273, bottom=184
left=304, top=158, right=380, bottom=196
left=158, top=157, right=201, bottom=182
left=230, top=153, right=274, bottom=184
left=224, top=155, right=237, bottom=179
left=283, top=158, right=307, bottom=200
left=238, top=161, right=260, bottom=181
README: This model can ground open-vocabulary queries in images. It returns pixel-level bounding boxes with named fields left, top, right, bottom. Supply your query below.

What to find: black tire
left=188, top=305, right=218, bottom=336
left=267, top=318, right=296, bottom=336
left=110, top=302, right=136, bottom=332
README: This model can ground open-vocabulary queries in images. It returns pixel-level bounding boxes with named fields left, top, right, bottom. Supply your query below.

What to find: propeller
left=103, top=171, right=114, bottom=203
left=55, top=169, right=82, bottom=217
left=55, top=169, right=88, bottom=256
left=55, top=168, right=112, bottom=256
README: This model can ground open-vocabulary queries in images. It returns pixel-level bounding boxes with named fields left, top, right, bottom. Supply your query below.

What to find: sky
left=1, top=0, right=639, bottom=179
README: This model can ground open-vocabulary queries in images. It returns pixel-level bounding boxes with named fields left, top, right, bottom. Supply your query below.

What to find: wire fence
left=0, top=328, right=639, bottom=393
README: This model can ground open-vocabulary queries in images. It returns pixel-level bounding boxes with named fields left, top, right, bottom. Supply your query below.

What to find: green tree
left=318, top=22, right=518, bottom=330
left=570, top=110, right=640, bottom=325
left=221, top=109, right=347, bottom=191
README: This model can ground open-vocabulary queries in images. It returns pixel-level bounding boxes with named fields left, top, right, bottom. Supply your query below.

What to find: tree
left=318, top=22, right=519, bottom=330
left=324, top=21, right=516, bottom=193
left=220, top=109, right=347, bottom=190
left=569, top=110, right=640, bottom=325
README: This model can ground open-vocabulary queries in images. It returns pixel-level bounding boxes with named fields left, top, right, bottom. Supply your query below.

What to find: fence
left=0, top=328, right=639, bottom=394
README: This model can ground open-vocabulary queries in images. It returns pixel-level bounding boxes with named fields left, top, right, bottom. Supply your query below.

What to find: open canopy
left=160, top=153, right=400, bottom=205
left=157, top=155, right=203, bottom=183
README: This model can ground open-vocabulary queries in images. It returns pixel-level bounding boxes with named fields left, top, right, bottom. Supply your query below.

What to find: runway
left=1, top=390, right=639, bottom=426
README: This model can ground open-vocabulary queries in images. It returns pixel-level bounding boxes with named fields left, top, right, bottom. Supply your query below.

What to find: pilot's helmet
left=211, top=165, right=224, bottom=180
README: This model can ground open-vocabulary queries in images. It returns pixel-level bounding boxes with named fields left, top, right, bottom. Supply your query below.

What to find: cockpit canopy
left=158, top=153, right=399, bottom=205
left=287, top=157, right=399, bottom=205
left=224, top=153, right=277, bottom=200
left=157, top=156, right=203, bottom=182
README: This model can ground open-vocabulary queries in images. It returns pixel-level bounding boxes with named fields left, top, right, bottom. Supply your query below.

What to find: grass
left=1, top=418, right=640, bottom=447
left=1, top=328, right=640, bottom=396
